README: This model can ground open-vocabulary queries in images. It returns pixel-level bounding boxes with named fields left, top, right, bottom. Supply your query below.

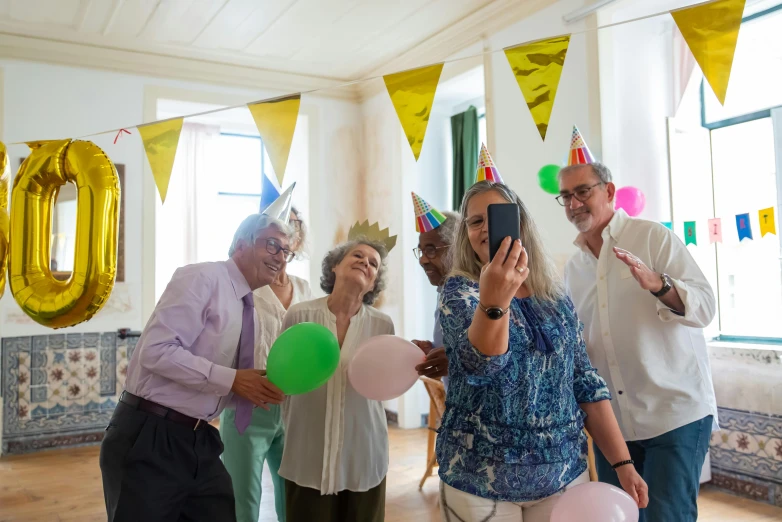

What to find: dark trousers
left=99, top=401, right=236, bottom=522
left=595, top=415, right=713, bottom=522
left=285, top=478, right=386, bottom=522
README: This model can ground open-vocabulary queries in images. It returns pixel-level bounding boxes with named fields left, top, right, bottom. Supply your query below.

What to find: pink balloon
left=551, top=482, right=639, bottom=522
left=348, top=335, right=425, bottom=401
left=615, top=186, right=646, bottom=217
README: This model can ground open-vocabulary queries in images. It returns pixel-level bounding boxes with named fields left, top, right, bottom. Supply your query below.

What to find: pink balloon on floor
left=348, top=335, right=425, bottom=401
left=551, top=482, right=639, bottom=522
left=615, top=186, right=646, bottom=217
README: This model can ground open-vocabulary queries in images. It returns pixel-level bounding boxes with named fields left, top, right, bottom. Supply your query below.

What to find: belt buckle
left=193, top=419, right=203, bottom=431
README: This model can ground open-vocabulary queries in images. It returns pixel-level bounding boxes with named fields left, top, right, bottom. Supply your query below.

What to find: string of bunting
left=8, top=0, right=745, bottom=205
left=662, top=206, right=777, bottom=246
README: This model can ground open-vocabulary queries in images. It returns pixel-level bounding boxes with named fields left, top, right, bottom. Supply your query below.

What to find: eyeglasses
left=413, top=245, right=450, bottom=260
left=555, top=182, right=603, bottom=207
left=264, top=238, right=295, bottom=262
left=290, top=219, right=302, bottom=232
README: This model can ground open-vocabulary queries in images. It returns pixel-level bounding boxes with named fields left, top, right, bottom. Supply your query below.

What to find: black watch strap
left=651, top=273, right=672, bottom=298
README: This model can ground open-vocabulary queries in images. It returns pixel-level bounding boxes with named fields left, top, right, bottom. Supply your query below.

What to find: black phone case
left=488, top=203, right=521, bottom=262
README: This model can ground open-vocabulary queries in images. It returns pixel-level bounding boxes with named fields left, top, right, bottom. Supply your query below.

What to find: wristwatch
left=651, top=273, right=673, bottom=298
left=479, top=302, right=510, bottom=320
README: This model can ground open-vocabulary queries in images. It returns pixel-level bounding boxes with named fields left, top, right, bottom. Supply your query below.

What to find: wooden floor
left=1, top=427, right=781, bottom=522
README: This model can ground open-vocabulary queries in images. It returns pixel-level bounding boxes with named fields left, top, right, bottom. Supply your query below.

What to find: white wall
left=0, top=59, right=362, bottom=340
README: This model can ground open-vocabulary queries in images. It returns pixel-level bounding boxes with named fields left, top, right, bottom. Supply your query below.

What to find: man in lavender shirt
left=99, top=213, right=292, bottom=522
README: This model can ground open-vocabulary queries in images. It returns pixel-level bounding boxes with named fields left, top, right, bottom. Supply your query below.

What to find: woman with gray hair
left=436, top=180, right=647, bottom=521
left=220, top=206, right=311, bottom=522
left=278, top=232, right=396, bottom=522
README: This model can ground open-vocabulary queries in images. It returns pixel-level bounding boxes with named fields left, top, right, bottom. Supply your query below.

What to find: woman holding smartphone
left=436, top=180, right=648, bottom=521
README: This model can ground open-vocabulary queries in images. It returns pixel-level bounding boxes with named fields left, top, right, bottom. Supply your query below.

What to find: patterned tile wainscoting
left=710, top=407, right=782, bottom=507
left=1, top=332, right=139, bottom=455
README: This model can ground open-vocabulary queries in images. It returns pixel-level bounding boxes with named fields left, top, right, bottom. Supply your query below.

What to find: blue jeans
left=594, top=415, right=713, bottom=522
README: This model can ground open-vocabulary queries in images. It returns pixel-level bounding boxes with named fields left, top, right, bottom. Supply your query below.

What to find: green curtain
left=450, top=106, right=479, bottom=211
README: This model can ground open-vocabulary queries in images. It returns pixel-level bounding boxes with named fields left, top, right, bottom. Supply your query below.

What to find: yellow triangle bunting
left=138, top=118, right=184, bottom=204
left=248, top=94, right=301, bottom=186
left=383, top=63, right=444, bottom=161
left=671, top=0, right=745, bottom=105
left=504, top=35, right=570, bottom=141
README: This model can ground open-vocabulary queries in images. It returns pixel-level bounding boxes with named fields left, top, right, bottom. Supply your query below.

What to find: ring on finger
left=515, top=266, right=526, bottom=274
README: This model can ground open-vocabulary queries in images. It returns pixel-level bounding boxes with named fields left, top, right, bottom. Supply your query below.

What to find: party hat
left=411, top=192, right=447, bottom=233
left=348, top=220, right=397, bottom=253
left=475, top=143, right=504, bottom=183
left=567, top=126, right=595, bottom=166
left=262, top=182, right=295, bottom=225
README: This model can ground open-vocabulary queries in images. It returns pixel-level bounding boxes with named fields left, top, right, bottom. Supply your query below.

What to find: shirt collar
left=573, top=209, right=629, bottom=253
left=226, top=258, right=252, bottom=300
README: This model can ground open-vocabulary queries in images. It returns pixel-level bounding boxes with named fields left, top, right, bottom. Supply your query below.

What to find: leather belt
left=119, top=391, right=205, bottom=430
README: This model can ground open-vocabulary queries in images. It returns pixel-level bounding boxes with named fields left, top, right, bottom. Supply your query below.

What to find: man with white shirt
left=559, top=139, right=718, bottom=522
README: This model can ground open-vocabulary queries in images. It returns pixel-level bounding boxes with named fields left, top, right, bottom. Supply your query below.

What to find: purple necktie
left=235, top=293, right=255, bottom=434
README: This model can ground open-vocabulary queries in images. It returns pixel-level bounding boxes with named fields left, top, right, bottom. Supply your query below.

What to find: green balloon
left=266, top=322, right=340, bottom=395
left=538, top=164, right=561, bottom=195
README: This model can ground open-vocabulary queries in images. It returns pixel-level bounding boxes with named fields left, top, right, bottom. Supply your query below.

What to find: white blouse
left=253, top=275, right=312, bottom=371
left=278, top=297, right=395, bottom=494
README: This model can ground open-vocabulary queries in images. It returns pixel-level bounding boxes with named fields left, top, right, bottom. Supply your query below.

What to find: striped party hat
left=567, top=125, right=595, bottom=166
left=411, top=192, right=447, bottom=233
left=475, top=143, right=504, bottom=184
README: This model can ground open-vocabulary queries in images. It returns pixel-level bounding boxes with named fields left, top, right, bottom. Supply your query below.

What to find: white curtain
left=155, top=122, right=220, bottom=301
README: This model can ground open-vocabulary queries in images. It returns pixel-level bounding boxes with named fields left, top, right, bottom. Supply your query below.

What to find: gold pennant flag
left=383, top=63, right=444, bottom=161
left=248, top=94, right=301, bottom=186
left=504, top=35, right=570, bottom=141
left=138, top=118, right=184, bottom=203
left=671, top=0, right=745, bottom=105
left=759, top=207, right=776, bottom=237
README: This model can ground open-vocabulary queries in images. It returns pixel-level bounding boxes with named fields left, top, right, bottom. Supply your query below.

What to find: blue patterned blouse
left=435, top=276, right=611, bottom=502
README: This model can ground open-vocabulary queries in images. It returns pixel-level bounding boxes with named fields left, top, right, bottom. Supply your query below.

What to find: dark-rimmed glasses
left=413, top=245, right=450, bottom=260
left=290, top=219, right=302, bottom=232
left=555, top=182, right=603, bottom=207
left=264, top=238, right=295, bottom=262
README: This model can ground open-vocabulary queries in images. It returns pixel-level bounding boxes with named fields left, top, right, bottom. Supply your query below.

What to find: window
left=690, top=5, right=782, bottom=341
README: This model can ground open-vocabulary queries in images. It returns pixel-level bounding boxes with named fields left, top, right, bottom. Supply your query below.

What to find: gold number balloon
left=9, top=139, right=120, bottom=328
left=0, top=141, right=8, bottom=299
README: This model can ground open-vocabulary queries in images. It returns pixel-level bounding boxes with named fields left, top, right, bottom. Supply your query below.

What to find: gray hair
left=449, top=181, right=564, bottom=302
left=228, top=213, right=292, bottom=257
left=558, top=162, right=613, bottom=184
left=437, top=211, right=461, bottom=246
left=290, top=205, right=308, bottom=260
left=320, top=238, right=389, bottom=305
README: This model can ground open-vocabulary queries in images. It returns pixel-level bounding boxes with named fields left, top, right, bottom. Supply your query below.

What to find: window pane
left=703, top=9, right=782, bottom=123
left=711, top=118, right=782, bottom=337
left=214, top=134, right=262, bottom=195
left=478, top=115, right=487, bottom=149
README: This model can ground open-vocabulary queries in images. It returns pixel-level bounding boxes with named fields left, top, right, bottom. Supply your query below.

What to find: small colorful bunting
left=708, top=218, right=722, bottom=244
left=736, top=213, right=753, bottom=241
left=684, top=221, right=697, bottom=246
left=260, top=172, right=281, bottom=212
left=504, top=35, right=571, bottom=141
left=248, top=94, right=301, bottom=186
left=661, top=221, right=673, bottom=230
left=759, top=207, right=776, bottom=237
left=384, top=63, right=444, bottom=161
left=411, top=192, right=447, bottom=233
left=671, top=0, right=745, bottom=105
left=568, top=126, right=595, bottom=166
left=475, top=143, right=504, bottom=184
left=138, top=118, right=184, bottom=203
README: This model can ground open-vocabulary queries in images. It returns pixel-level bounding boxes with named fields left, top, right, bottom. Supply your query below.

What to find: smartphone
left=488, top=203, right=521, bottom=263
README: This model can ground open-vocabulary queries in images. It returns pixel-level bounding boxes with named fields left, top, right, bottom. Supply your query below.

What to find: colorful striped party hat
left=475, top=143, right=504, bottom=184
left=567, top=125, right=595, bottom=166
left=411, top=192, right=447, bottom=233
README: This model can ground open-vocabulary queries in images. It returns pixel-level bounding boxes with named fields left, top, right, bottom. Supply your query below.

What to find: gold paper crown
left=348, top=220, right=397, bottom=253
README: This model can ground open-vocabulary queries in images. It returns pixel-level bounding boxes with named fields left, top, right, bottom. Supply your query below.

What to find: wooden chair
left=418, top=376, right=597, bottom=487
left=419, top=376, right=446, bottom=489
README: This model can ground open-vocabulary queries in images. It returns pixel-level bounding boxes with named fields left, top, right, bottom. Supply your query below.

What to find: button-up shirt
left=433, top=286, right=448, bottom=391
left=125, top=259, right=255, bottom=421
left=564, top=209, right=718, bottom=441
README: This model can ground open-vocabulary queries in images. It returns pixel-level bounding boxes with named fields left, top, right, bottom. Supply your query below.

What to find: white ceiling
left=0, top=0, right=504, bottom=81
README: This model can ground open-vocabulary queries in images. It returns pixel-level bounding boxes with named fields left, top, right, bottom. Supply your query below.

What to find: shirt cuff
left=656, top=278, right=697, bottom=323
left=206, top=364, right=236, bottom=396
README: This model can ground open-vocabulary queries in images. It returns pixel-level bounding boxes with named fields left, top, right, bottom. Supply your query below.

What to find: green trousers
left=220, top=406, right=286, bottom=522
